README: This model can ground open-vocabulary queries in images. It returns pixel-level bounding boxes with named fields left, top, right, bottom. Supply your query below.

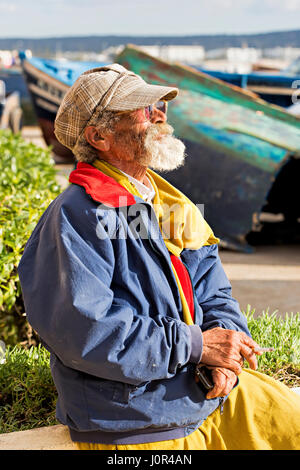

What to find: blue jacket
left=18, top=162, right=250, bottom=444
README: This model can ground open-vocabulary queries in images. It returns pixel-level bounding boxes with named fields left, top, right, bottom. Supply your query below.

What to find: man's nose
left=150, top=106, right=167, bottom=124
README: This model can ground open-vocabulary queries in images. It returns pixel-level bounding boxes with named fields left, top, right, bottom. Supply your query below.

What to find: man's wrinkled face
left=110, top=106, right=186, bottom=172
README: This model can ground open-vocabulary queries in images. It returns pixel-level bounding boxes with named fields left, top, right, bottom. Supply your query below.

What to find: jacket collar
left=69, top=162, right=136, bottom=207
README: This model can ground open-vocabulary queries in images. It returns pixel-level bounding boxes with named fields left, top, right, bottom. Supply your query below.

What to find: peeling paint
left=117, top=46, right=300, bottom=251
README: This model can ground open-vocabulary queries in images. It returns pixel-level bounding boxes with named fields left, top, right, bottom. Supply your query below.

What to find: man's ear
left=84, top=126, right=110, bottom=152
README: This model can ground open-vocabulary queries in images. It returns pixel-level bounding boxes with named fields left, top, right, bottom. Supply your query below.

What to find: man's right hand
left=201, top=327, right=262, bottom=375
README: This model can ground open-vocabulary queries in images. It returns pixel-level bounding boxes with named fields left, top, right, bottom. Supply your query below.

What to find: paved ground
left=22, top=126, right=300, bottom=318
left=220, top=244, right=300, bottom=316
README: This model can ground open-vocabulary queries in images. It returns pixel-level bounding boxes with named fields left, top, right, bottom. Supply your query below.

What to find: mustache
left=145, top=122, right=174, bottom=139
left=114, top=122, right=174, bottom=146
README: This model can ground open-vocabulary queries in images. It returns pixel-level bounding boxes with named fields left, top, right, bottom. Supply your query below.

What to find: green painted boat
left=117, top=45, right=300, bottom=251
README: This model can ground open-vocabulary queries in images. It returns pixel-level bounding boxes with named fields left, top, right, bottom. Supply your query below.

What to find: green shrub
left=0, top=130, right=61, bottom=346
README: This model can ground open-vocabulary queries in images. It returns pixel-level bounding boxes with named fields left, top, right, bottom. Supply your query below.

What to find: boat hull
left=164, top=138, right=274, bottom=251
left=20, top=59, right=76, bottom=163
left=195, top=68, right=300, bottom=108
left=20, top=56, right=108, bottom=163
left=117, top=46, right=300, bottom=250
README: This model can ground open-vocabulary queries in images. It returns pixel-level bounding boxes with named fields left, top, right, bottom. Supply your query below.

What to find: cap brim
left=108, top=82, right=178, bottom=112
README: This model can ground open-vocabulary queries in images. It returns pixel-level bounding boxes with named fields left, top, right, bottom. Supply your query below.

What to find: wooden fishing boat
left=117, top=45, right=300, bottom=251
left=19, top=47, right=300, bottom=250
left=194, top=57, right=300, bottom=109
left=19, top=54, right=106, bottom=163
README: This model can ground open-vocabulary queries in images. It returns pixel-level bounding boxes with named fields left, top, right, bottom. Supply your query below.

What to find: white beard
left=141, top=123, right=186, bottom=172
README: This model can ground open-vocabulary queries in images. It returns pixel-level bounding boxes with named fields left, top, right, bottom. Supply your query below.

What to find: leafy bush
left=0, top=130, right=61, bottom=346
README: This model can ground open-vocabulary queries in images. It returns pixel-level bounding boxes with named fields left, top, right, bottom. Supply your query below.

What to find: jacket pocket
left=84, top=375, right=133, bottom=405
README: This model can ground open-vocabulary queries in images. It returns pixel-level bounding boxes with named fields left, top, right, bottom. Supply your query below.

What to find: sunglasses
left=144, top=100, right=168, bottom=120
left=116, top=100, right=168, bottom=120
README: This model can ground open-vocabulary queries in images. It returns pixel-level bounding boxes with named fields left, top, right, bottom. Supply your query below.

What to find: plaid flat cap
left=54, top=63, right=178, bottom=151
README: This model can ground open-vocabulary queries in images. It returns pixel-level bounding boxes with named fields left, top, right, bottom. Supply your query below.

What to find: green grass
left=244, top=306, right=300, bottom=387
left=0, top=307, right=299, bottom=434
left=0, top=343, right=58, bottom=434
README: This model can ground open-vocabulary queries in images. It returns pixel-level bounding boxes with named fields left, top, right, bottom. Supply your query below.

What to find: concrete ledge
left=0, top=424, right=76, bottom=450
left=1, top=388, right=299, bottom=450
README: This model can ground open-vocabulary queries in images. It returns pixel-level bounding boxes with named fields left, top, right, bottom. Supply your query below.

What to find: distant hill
left=1, top=30, right=300, bottom=55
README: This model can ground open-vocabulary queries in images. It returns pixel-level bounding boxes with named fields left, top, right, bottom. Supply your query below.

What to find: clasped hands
left=196, top=327, right=262, bottom=399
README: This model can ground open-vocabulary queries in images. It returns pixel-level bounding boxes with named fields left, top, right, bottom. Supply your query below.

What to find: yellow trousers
left=75, top=369, right=300, bottom=450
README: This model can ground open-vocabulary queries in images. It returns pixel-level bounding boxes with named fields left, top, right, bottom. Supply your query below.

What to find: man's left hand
left=205, top=367, right=238, bottom=399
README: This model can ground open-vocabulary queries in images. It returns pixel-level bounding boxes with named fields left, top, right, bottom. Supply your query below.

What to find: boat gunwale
left=117, top=44, right=300, bottom=129
left=22, top=59, right=70, bottom=93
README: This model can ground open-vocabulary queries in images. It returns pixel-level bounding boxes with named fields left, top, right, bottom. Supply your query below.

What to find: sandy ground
left=21, top=126, right=300, bottom=318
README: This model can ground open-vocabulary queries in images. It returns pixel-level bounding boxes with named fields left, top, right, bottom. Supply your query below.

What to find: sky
left=0, top=0, right=300, bottom=38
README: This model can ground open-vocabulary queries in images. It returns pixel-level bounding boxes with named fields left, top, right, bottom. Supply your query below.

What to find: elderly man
left=18, top=64, right=300, bottom=450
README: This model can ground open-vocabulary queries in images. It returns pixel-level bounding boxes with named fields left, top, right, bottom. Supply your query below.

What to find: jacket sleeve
left=181, top=244, right=250, bottom=336
left=18, top=198, right=193, bottom=386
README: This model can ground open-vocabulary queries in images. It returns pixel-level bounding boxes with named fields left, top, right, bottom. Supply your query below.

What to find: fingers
left=240, top=333, right=265, bottom=369
left=201, top=328, right=263, bottom=374
left=206, top=368, right=237, bottom=399
left=206, top=372, right=226, bottom=399
left=240, top=333, right=262, bottom=353
left=223, top=360, right=243, bottom=376
left=239, top=344, right=258, bottom=370
left=201, top=328, right=244, bottom=373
